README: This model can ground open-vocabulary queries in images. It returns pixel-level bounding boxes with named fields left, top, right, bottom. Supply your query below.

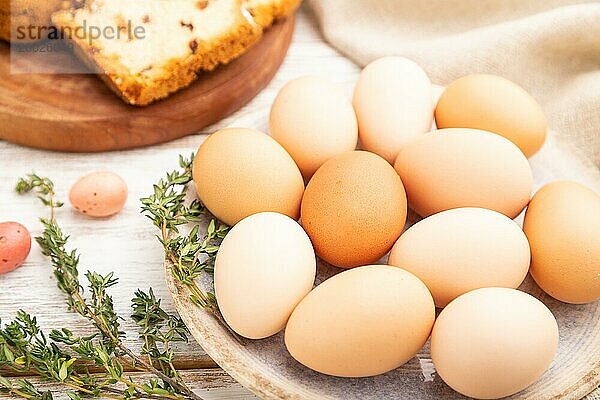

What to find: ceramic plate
left=166, top=103, right=600, bottom=400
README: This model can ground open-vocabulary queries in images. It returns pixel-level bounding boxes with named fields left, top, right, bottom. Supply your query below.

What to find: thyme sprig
left=140, top=155, right=241, bottom=343
left=15, top=173, right=64, bottom=220
left=0, top=374, right=52, bottom=400
left=6, top=174, right=205, bottom=400
left=131, top=288, right=188, bottom=380
left=2, top=310, right=118, bottom=400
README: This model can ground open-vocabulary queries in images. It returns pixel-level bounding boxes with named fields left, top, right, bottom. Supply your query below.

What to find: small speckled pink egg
left=69, top=171, right=128, bottom=217
left=0, top=222, right=31, bottom=274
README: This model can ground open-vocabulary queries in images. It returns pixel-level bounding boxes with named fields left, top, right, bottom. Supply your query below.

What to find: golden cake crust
left=0, top=0, right=300, bottom=43
left=0, top=0, right=66, bottom=43
left=51, top=0, right=301, bottom=106
left=246, top=0, right=301, bottom=27
left=52, top=0, right=264, bottom=105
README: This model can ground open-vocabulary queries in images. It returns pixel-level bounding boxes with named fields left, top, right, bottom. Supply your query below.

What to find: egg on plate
left=435, top=74, right=547, bottom=157
left=523, top=181, right=600, bottom=304
left=285, top=265, right=435, bottom=377
left=394, top=128, right=533, bottom=218
left=270, top=76, right=358, bottom=180
left=215, top=212, right=316, bottom=339
left=301, top=150, right=407, bottom=268
left=388, top=207, right=530, bottom=308
left=353, top=56, right=433, bottom=164
left=431, top=288, right=559, bottom=399
left=193, top=128, right=305, bottom=226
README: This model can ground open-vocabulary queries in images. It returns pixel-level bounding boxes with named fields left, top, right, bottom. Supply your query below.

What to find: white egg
left=214, top=212, right=316, bottom=339
left=431, top=288, right=559, bottom=399
left=353, top=56, right=433, bottom=164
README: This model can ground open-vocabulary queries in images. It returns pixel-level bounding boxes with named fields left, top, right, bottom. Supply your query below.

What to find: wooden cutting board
left=0, top=16, right=294, bottom=152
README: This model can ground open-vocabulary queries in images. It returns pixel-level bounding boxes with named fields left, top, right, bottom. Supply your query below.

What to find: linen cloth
left=306, top=1, right=599, bottom=397
left=306, top=0, right=600, bottom=169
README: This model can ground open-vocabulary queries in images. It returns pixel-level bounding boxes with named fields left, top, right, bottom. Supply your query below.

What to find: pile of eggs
left=192, top=56, right=600, bottom=399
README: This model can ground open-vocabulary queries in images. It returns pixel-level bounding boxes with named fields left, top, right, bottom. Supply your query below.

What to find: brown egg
left=285, top=265, right=435, bottom=377
left=394, top=128, right=533, bottom=218
left=301, top=151, right=407, bottom=268
left=435, top=74, right=547, bottom=157
left=523, top=181, right=600, bottom=304
left=193, top=128, right=304, bottom=226
left=69, top=171, right=128, bottom=217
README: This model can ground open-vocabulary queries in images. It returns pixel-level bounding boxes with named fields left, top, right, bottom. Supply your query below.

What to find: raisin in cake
left=51, top=0, right=300, bottom=106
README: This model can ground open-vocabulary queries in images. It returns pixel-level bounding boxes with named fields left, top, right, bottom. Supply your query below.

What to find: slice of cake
left=4, top=0, right=300, bottom=104
left=52, top=0, right=270, bottom=105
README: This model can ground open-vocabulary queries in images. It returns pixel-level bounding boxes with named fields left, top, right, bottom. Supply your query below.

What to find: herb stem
left=144, top=336, right=154, bottom=367
left=61, top=251, right=199, bottom=399
left=117, top=342, right=199, bottom=400
left=104, top=385, right=183, bottom=400
left=141, top=155, right=243, bottom=345
left=118, top=379, right=184, bottom=400
left=81, top=283, right=199, bottom=400
left=7, top=388, right=34, bottom=399
left=162, top=229, right=243, bottom=345
left=62, top=381, right=95, bottom=395
left=15, top=172, right=206, bottom=400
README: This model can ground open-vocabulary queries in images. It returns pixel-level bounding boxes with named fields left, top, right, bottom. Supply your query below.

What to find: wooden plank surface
left=0, top=4, right=597, bottom=399
left=2, top=370, right=256, bottom=400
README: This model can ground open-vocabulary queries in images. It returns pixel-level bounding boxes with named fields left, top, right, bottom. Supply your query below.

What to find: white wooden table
left=0, top=5, right=598, bottom=399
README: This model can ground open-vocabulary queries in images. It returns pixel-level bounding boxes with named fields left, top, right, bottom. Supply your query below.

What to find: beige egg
left=431, top=288, right=558, bottom=399
left=215, top=212, right=316, bottom=339
left=301, top=151, right=407, bottom=268
left=389, top=208, right=530, bottom=308
left=69, top=171, right=128, bottom=217
left=270, top=76, right=358, bottom=180
left=353, top=56, right=433, bottom=164
left=523, top=181, right=600, bottom=304
left=285, top=265, right=435, bottom=377
left=193, top=128, right=304, bottom=226
left=394, top=128, right=533, bottom=218
left=435, top=74, right=547, bottom=157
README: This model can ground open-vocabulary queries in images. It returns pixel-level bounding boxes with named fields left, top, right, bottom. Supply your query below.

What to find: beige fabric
left=306, top=0, right=600, bottom=168
left=307, top=3, right=599, bottom=395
